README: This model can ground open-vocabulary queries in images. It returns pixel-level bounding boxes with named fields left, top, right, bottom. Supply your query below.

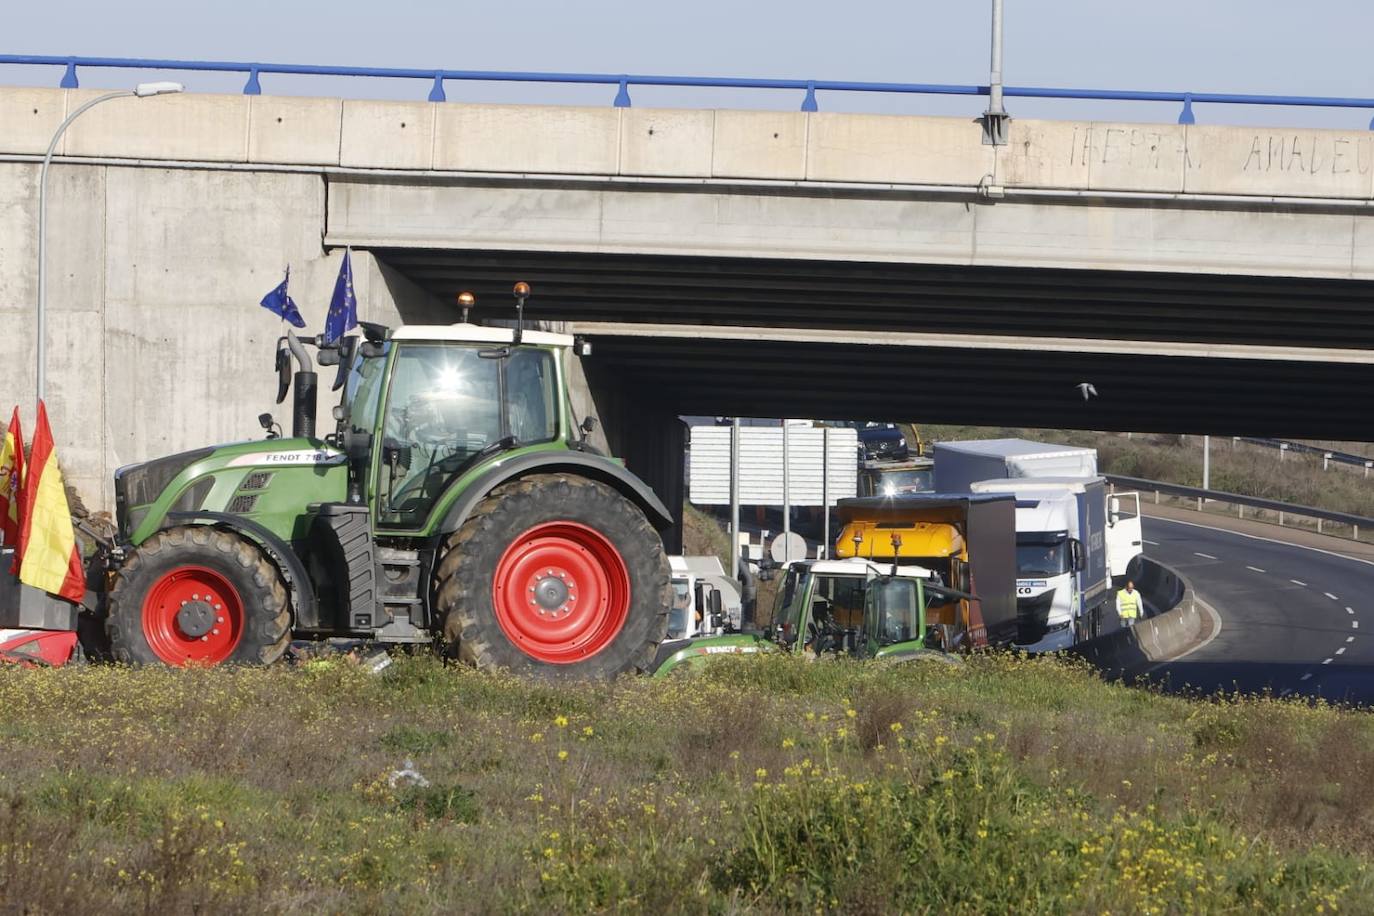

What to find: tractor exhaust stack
left=286, top=331, right=318, bottom=439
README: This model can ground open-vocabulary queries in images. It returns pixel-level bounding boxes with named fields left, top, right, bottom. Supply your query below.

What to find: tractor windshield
left=864, top=577, right=923, bottom=647
left=377, top=344, right=559, bottom=528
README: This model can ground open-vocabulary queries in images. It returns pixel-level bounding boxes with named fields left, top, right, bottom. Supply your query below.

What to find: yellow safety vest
left=1117, top=589, right=1142, bottom=620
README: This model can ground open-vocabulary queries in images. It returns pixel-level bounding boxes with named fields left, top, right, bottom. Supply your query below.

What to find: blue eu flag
left=259, top=267, right=305, bottom=328
left=323, top=249, right=357, bottom=344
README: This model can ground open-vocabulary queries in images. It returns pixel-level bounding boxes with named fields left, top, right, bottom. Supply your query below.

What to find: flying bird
left=1076, top=382, right=1098, bottom=401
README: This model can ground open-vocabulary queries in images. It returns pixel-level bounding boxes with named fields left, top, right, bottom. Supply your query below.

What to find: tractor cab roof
left=390, top=322, right=574, bottom=348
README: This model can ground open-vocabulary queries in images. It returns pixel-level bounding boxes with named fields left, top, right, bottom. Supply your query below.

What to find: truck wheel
left=435, top=473, right=671, bottom=679
left=106, top=526, right=291, bottom=667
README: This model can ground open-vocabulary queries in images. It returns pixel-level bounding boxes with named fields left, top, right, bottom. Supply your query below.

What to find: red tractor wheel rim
left=493, top=521, right=631, bottom=664
left=141, top=566, right=245, bottom=666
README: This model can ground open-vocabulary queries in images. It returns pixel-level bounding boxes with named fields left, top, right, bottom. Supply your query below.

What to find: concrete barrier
left=1068, top=557, right=1215, bottom=680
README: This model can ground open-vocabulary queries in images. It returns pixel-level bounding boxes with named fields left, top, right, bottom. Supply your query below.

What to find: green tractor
left=100, top=283, right=673, bottom=678
left=651, top=557, right=966, bottom=676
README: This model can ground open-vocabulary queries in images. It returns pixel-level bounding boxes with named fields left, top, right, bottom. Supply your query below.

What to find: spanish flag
left=17, top=402, right=85, bottom=603
left=0, top=407, right=23, bottom=560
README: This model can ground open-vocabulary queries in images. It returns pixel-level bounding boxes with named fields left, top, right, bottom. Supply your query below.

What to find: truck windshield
left=1016, top=537, right=1071, bottom=578
left=668, top=580, right=693, bottom=639
left=868, top=469, right=934, bottom=496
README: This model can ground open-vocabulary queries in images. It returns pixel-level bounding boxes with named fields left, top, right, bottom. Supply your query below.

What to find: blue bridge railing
left=4, top=53, right=1374, bottom=127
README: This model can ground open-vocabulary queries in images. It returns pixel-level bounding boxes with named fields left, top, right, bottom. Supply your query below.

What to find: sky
left=7, top=1, right=1374, bottom=129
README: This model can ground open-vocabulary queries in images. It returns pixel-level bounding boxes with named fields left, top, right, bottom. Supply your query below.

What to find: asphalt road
left=1142, top=515, right=1374, bottom=702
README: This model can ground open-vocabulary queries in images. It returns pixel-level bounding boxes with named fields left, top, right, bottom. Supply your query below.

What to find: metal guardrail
left=1235, top=437, right=1374, bottom=475
left=5, top=53, right=1374, bottom=127
left=1105, top=474, right=1374, bottom=540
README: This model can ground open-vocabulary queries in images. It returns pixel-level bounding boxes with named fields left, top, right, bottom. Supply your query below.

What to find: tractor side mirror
left=332, top=337, right=361, bottom=392
left=274, top=344, right=291, bottom=404
left=317, top=347, right=341, bottom=367
left=258, top=413, right=280, bottom=440
left=581, top=416, right=598, bottom=435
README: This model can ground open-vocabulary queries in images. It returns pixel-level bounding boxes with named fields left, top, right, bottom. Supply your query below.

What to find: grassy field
left=2, top=655, right=1373, bottom=913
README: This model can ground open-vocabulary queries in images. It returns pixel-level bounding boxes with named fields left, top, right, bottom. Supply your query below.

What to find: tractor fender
left=437, top=452, right=674, bottom=536
left=164, top=510, right=319, bottom=629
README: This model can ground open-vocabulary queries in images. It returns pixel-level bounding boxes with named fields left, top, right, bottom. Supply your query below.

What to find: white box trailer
left=935, top=438, right=1143, bottom=584
left=933, top=439, right=1098, bottom=492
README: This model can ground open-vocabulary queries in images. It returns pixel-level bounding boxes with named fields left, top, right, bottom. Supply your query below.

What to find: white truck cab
left=970, top=477, right=1112, bottom=652
left=668, top=556, right=743, bottom=640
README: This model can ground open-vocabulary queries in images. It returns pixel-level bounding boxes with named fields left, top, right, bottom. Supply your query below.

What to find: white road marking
left=1194, top=552, right=1218, bottom=560
left=1348, top=607, right=1356, bottom=615
left=1246, top=566, right=1266, bottom=573
left=1143, top=539, right=1160, bottom=546
left=1355, top=621, right=1361, bottom=629
left=1291, top=579, right=1308, bottom=587
left=1337, top=647, right=1347, bottom=655
left=1323, top=658, right=1335, bottom=665
left=1148, top=516, right=1374, bottom=569
left=1325, top=592, right=1340, bottom=601
left=1301, top=672, right=1314, bottom=681
left=1347, top=636, right=1356, bottom=643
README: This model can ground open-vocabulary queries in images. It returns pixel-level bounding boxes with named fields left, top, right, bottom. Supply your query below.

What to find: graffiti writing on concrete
left=1068, top=126, right=1196, bottom=170
left=1241, top=135, right=1372, bottom=176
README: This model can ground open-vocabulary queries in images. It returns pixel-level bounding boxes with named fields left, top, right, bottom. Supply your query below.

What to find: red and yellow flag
left=0, top=407, right=24, bottom=571
left=17, top=402, right=84, bottom=603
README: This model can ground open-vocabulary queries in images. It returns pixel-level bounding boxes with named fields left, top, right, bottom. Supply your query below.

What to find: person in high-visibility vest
left=1116, top=580, right=1142, bottom=627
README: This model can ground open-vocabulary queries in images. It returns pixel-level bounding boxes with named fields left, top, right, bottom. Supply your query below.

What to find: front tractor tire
left=107, top=526, right=291, bottom=667
left=436, top=473, right=671, bottom=679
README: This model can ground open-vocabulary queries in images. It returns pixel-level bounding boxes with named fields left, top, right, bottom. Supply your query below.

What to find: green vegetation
left=682, top=502, right=734, bottom=571
left=2, top=655, right=1373, bottom=912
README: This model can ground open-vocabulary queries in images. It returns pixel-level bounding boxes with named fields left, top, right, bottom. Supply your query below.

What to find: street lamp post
left=36, top=81, right=183, bottom=403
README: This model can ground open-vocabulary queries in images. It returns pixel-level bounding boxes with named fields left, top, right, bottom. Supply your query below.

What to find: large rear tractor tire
left=107, top=526, right=291, bottom=667
left=435, top=473, right=671, bottom=679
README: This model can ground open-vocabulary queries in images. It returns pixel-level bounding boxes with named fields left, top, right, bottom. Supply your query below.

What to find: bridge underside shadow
left=371, top=246, right=1374, bottom=551
left=379, top=247, right=1374, bottom=440
left=582, top=336, right=1371, bottom=439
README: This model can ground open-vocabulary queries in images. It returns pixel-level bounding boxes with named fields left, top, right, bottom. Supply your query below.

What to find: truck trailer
left=933, top=439, right=1098, bottom=492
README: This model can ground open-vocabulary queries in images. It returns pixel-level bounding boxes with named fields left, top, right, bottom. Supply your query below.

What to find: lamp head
left=457, top=291, right=476, bottom=324
left=134, top=81, right=184, bottom=98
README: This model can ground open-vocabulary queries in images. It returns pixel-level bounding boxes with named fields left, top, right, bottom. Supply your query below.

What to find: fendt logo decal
left=227, top=451, right=346, bottom=468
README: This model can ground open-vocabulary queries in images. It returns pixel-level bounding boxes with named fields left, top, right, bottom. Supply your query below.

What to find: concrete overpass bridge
left=1, top=82, right=1372, bottom=522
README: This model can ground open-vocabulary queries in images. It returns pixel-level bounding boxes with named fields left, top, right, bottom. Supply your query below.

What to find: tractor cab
left=768, top=558, right=946, bottom=660
left=332, top=320, right=575, bottom=532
